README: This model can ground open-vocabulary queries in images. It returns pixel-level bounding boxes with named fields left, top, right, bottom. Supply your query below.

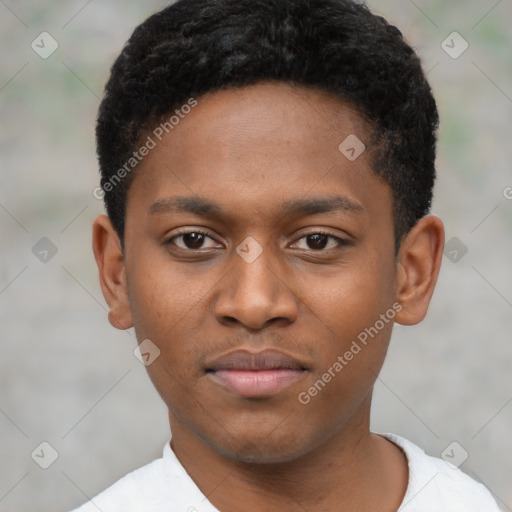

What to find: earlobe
left=92, top=214, right=133, bottom=330
left=394, top=215, right=445, bottom=326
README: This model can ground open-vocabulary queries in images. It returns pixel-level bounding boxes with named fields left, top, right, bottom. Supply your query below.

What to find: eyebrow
left=148, top=194, right=364, bottom=219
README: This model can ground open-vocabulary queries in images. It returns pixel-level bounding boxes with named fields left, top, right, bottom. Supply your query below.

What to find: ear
left=92, top=214, right=133, bottom=330
left=394, top=215, right=445, bottom=326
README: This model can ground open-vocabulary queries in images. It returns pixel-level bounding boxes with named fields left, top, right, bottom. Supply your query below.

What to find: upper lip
left=205, top=349, right=307, bottom=372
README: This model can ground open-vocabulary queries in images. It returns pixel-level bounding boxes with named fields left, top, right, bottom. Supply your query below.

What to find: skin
left=93, top=81, right=444, bottom=511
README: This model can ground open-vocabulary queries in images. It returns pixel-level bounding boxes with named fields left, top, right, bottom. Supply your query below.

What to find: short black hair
left=96, top=0, right=439, bottom=252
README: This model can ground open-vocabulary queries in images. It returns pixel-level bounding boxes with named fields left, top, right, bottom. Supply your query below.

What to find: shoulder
left=70, top=457, right=168, bottom=512
left=381, top=433, right=501, bottom=512
left=69, top=442, right=219, bottom=512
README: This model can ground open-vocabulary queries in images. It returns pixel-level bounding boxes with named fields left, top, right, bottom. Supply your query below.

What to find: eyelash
left=165, top=229, right=349, bottom=253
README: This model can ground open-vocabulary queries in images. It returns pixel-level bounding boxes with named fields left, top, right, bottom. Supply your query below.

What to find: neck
left=168, top=395, right=408, bottom=512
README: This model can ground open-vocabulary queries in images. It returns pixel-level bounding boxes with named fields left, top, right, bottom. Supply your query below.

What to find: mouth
left=205, top=349, right=308, bottom=398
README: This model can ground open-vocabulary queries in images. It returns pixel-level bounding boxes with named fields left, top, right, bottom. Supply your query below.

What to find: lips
left=205, top=349, right=308, bottom=397
left=206, top=349, right=307, bottom=372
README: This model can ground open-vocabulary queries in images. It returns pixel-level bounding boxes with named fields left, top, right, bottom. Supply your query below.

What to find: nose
left=213, top=241, right=299, bottom=330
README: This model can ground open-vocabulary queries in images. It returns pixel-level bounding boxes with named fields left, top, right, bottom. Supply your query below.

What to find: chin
left=216, top=442, right=305, bottom=465
left=204, top=424, right=319, bottom=465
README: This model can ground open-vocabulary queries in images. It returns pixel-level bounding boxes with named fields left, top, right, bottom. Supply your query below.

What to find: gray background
left=0, top=1, right=511, bottom=510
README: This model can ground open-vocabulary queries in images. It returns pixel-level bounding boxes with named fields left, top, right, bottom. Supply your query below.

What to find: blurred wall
left=0, top=1, right=511, bottom=510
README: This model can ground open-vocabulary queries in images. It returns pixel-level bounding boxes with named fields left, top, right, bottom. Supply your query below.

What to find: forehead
left=168, top=82, right=368, bottom=155
left=126, top=82, right=391, bottom=227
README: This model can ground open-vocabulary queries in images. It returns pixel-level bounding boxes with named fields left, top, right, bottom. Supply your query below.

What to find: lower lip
left=207, top=369, right=306, bottom=397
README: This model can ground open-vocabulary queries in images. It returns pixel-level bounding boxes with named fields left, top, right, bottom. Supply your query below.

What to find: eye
left=166, top=229, right=222, bottom=251
left=291, top=231, right=349, bottom=251
left=165, top=229, right=349, bottom=253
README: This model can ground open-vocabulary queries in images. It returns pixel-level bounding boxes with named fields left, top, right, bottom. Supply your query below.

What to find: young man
left=73, top=0, right=500, bottom=510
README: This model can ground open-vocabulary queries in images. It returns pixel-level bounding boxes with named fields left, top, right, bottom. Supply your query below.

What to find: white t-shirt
left=70, top=433, right=500, bottom=512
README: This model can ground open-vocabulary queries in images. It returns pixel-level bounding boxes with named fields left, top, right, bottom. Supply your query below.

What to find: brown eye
left=180, top=232, right=207, bottom=249
left=292, top=232, right=348, bottom=251
left=306, top=233, right=329, bottom=250
left=167, top=230, right=221, bottom=251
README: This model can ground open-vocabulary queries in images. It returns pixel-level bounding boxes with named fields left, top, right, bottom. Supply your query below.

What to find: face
left=110, top=82, right=402, bottom=463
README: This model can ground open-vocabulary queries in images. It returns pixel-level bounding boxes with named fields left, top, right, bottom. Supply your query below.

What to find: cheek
left=296, top=315, right=394, bottom=432
left=308, top=249, right=396, bottom=334
left=127, top=255, right=202, bottom=337
left=126, top=259, right=209, bottom=382
left=297, top=249, right=397, bottom=403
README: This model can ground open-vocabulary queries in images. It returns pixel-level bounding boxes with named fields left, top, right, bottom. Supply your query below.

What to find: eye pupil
left=307, top=233, right=328, bottom=250
left=183, top=232, right=205, bottom=249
